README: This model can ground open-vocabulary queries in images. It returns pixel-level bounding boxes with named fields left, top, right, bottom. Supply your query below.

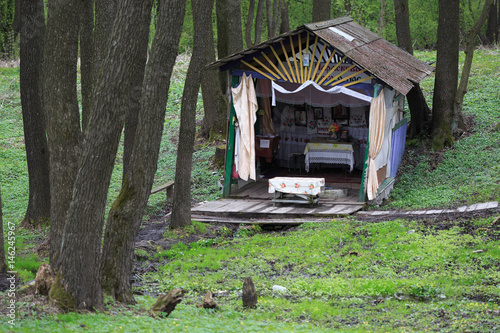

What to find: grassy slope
left=0, top=50, right=499, bottom=332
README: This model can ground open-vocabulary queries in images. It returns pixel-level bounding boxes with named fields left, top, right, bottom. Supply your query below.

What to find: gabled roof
left=207, top=17, right=434, bottom=95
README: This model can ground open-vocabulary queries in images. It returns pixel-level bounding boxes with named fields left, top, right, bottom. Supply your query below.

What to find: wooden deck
left=192, top=198, right=364, bottom=221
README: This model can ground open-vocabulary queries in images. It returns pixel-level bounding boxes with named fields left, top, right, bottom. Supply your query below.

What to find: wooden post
left=223, top=75, right=240, bottom=198
left=358, top=84, right=381, bottom=202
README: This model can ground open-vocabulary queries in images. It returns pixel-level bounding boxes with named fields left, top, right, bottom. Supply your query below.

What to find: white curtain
left=231, top=74, right=258, bottom=181
left=271, top=80, right=372, bottom=107
left=367, top=89, right=386, bottom=201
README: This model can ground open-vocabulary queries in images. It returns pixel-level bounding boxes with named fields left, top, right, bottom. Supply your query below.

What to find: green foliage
left=387, top=49, right=500, bottom=209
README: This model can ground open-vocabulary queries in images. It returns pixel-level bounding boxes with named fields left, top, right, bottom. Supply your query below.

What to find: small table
left=268, top=177, right=325, bottom=207
left=304, top=139, right=354, bottom=173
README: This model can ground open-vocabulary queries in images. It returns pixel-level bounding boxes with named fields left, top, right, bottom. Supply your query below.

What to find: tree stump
left=148, top=288, right=185, bottom=317
left=242, top=277, right=257, bottom=308
left=196, top=290, right=219, bottom=310
left=214, top=145, right=226, bottom=169
left=35, top=263, right=55, bottom=296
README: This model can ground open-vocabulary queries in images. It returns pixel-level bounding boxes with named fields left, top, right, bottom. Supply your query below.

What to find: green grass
left=1, top=50, right=500, bottom=332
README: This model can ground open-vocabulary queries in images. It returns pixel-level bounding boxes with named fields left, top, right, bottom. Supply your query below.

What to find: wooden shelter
left=208, top=17, right=434, bottom=205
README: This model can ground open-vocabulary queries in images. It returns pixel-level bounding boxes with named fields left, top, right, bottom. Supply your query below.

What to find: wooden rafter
left=241, top=60, right=276, bottom=81
left=298, top=34, right=303, bottom=83
left=314, top=50, right=336, bottom=83
left=270, top=45, right=293, bottom=82
left=343, top=75, right=374, bottom=87
left=252, top=57, right=282, bottom=80
left=261, top=52, right=286, bottom=82
left=328, top=68, right=367, bottom=87
left=307, top=36, right=319, bottom=81
left=310, top=43, right=327, bottom=82
left=317, top=55, right=347, bottom=85
left=289, top=35, right=300, bottom=84
left=324, top=64, right=356, bottom=85
left=280, top=40, right=297, bottom=83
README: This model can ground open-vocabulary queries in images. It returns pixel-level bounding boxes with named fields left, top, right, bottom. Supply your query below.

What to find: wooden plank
left=151, top=181, right=174, bottom=194
left=280, top=40, right=297, bottom=83
left=270, top=45, right=293, bottom=83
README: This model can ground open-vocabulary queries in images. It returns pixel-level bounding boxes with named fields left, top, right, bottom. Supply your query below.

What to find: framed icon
left=294, top=110, right=307, bottom=126
left=314, top=108, right=323, bottom=120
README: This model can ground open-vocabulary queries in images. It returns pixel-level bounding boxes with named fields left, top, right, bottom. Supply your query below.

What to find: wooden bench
left=151, top=181, right=175, bottom=202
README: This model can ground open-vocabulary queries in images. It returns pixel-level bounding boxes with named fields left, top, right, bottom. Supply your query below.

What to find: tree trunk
left=216, top=0, right=243, bottom=95
left=255, top=0, right=264, bottom=45
left=100, top=0, right=185, bottom=304
left=0, top=186, right=7, bottom=273
left=122, top=1, right=151, bottom=181
left=486, top=0, right=497, bottom=44
left=245, top=0, right=255, bottom=47
left=266, top=0, right=280, bottom=38
left=280, top=0, right=290, bottom=34
left=20, top=0, right=50, bottom=228
left=312, top=0, right=330, bottom=22
left=171, top=0, right=212, bottom=229
left=454, top=0, right=493, bottom=135
left=344, top=0, right=352, bottom=15
left=88, top=0, right=116, bottom=131
left=394, top=0, right=430, bottom=139
left=49, top=0, right=153, bottom=311
left=44, top=0, right=82, bottom=270
left=378, top=0, right=387, bottom=36
left=79, top=0, right=94, bottom=133
left=200, top=0, right=227, bottom=141
left=394, top=0, right=413, bottom=54
left=431, top=0, right=459, bottom=150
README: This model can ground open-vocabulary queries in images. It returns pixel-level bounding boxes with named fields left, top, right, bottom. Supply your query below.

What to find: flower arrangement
left=328, top=123, right=341, bottom=139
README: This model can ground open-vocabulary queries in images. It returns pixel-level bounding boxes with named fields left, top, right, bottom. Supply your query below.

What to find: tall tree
left=200, top=0, right=227, bottom=140
left=454, top=0, right=493, bottom=131
left=0, top=0, right=15, bottom=58
left=49, top=0, right=153, bottom=311
left=280, top=0, right=290, bottom=34
left=44, top=0, right=82, bottom=269
left=100, top=0, right=186, bottom=304
left=378, top=0, right=387, bottom=35
left=394, top=0, right=431, bottom=139
left=266, top=0, right=281, bottom=38
left=171, top=0, right=213, bottom=229
left=312, top=0, right=330, bottom=22
left=19, top=0, right=50, bottom=228
left=79, top=0, right=94, bottom=132
left=254, top=0, right=264, bottom=44
left=245, top=0, right=256, bottom=47
left=486, top=0, right=498, bottom=44
left=431, top=0, right=459, bottom=149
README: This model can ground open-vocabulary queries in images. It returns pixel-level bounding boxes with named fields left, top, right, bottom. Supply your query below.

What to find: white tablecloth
left=268, top=177, right=325, bottom=196
left=304, top=140, right=354, bottom=172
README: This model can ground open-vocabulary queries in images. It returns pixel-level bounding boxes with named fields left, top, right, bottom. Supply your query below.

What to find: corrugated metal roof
left=207, top=17, right=434, bottom=95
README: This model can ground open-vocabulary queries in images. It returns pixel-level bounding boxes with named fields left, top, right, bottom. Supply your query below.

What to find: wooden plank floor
left=192, top=198, right=364, bottom=219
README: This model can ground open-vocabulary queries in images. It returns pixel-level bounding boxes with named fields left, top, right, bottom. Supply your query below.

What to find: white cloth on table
left=231, top=73, right=258, bottom=181
left=268, top=177, right=325, bottom=196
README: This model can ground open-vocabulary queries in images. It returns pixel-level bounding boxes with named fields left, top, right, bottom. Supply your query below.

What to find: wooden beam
left=317, top=55, right=347, bottom=85
left=343, top=75, right=374, bottom=88
left=324, top=64, right=357, bottom=85
left=261, top=52, right=286, bottom=82
left=280, top=40, right=297, bottom=83
left=307, top=36, right=319, bottom=81
left=310, top=43, right=327, bottom=82
left=289, top=35, right=301, bottom=84
left=241, top=60, right=276, bottom=81
left=298, top=34, right=304, bottom=83
left=270, top=45, right=293, bottom=83
left=314, top=50, right=337, bottom=84
left=252, top=57, right=282, bottom=80
left=328, top=69, right=367, bottom=86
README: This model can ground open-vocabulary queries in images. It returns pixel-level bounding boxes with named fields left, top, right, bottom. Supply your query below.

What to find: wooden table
left=268, top=177, right=325, bottom=207
left=304, top=139, right=354, bottom=172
